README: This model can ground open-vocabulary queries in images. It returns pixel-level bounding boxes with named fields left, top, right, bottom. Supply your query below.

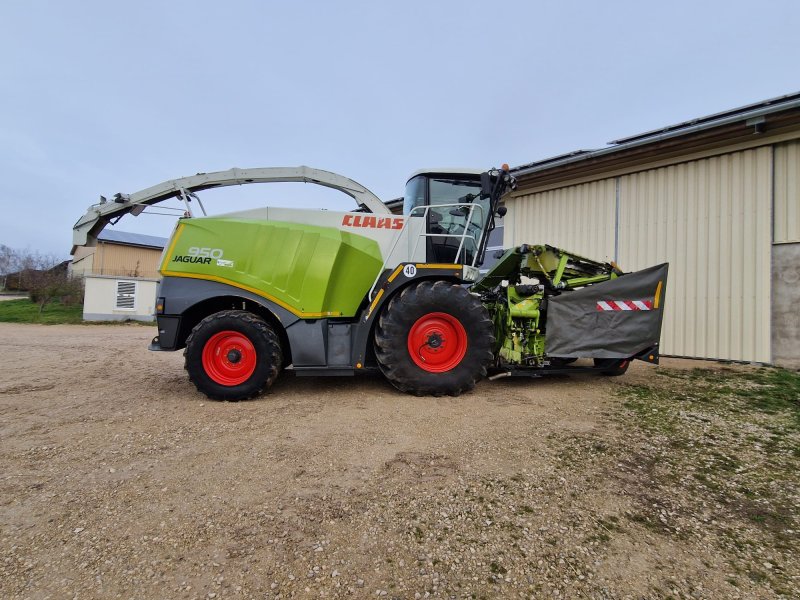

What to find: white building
left=71, top=230, right=167, bottom=322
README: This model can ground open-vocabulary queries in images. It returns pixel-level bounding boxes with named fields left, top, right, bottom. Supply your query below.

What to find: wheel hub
left=202, top=330, right=257, bottom=386
left=407, top=312, right=468, bottom=373
left=426, top=333, right=443, bottom=349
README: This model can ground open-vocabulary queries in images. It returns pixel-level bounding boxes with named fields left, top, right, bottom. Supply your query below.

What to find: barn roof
left=97, top=230, right=168, bottom=249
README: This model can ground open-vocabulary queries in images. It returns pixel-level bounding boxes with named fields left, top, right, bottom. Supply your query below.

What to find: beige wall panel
left=94, top=243, right=163, bottom=278
left=507, top=179, right=616, bottom=261
left=69, top=252, right=94, bottom=277
left=774, top=140, right=800, bottom=243
left=72, top=246, right=94, bottom=262
left=618, top=147, right=772, bottom=362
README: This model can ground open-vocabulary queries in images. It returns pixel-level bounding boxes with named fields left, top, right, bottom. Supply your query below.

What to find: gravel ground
left=0, top=323, right=796, bottom=599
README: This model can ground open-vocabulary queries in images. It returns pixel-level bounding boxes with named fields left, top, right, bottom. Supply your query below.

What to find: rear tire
left=184, top=310, right=283, bottom=400
left=594, top=358, right=630, bottom=376
left=374, top=280, right=494, bottom=396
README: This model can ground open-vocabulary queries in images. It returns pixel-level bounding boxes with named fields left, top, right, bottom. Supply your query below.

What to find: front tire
left=374, top=281, right=494, bottom=396
left=594, top=358, right=631, bottom=376
left=184, top=310, right=283, bottom=400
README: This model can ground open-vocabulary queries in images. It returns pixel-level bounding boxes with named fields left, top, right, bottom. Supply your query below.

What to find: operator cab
left=403, top=169, right=492, bottom=266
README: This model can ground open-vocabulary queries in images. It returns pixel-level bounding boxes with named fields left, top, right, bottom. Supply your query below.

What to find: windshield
left=429, top=177, right=485, bottom=213
left=403, top=174, right=491, bottom=265
left=403, top=176, right=488, bottom=220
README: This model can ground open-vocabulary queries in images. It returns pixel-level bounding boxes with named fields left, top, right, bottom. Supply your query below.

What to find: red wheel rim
left=202, top=330, right=257, bottom=386
left=407, top=312, right=468, bottom=373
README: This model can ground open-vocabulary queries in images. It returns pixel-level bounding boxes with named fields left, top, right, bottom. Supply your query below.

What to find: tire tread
left=184, top=310, right=282, bottom=400
left=375, top=281, right=494, bottom=396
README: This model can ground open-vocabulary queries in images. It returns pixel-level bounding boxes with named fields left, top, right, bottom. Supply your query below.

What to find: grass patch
left=614, top=366, right=800, bottom=594
left=0, top=298, right=155, bottom=326
left=623, top=367, right=800, bottom=441
left=0, top=298, right=83, bottom=324
left=739, top=368, right=800, bottom=420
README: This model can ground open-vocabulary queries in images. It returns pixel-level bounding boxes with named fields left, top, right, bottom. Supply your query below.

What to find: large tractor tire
left=593, top=358, right=631, bottom=376
left=374, top=280, right=494, bottom=396
left=184, top=310, right=283, bottom=401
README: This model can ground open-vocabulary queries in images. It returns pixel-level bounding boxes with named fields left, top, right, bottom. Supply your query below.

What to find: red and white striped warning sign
left=596, top=299, right=653, bottom=311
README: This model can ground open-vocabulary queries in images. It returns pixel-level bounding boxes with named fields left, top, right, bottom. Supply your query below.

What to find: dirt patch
left=0, top=324, right=796, bottom=599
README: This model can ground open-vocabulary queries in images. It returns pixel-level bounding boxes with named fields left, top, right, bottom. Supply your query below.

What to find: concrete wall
left=83, top=275, right=158, bottom=322
left=772, top=243, right=800, bottom=369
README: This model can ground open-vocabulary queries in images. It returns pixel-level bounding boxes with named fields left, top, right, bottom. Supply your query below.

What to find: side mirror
left=480, top=172, right=493, bottom=200
left=495, top=206, right=507, bottom=218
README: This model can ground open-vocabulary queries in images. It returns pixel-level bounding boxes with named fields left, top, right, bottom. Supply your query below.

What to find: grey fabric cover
left=545, top=263, right=669, bottom=358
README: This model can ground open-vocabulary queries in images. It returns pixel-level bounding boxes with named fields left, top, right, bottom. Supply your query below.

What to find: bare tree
left=0, top=245, right=18, bottom=291
left=7, top=249, right=82, bottom=313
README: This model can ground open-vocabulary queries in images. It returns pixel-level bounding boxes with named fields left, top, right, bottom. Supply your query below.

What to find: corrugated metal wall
left=774, top=140, right=800, bottom=243
left=506, top=179, right=616, bottom=261
left=95, top=243, right=163, bottom=278
left=618, top=147, right=773, bottom=362
left=509, top=146, right=774, bottom=363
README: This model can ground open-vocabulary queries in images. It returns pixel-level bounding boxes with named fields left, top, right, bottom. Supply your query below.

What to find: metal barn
left=508, top=93, right=800, bottom=368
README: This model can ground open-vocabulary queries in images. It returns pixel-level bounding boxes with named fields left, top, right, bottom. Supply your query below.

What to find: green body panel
left=162, top=218, right=384, bottom=317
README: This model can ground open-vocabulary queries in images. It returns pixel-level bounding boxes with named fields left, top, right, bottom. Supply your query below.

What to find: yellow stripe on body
left=654, top=281, right=663, bottom=309
left=386, top=265, right=404, bottom=283
left=367, top=288, right=384, bottom=318
left=160, top=223, right=185, bottom=272
left=160, top=270, right=342, bottom=318
left=415, top=263, right=461, bottom=269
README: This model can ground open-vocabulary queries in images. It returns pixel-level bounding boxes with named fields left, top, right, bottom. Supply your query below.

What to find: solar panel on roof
left=97, top=230, right=168, bottom=248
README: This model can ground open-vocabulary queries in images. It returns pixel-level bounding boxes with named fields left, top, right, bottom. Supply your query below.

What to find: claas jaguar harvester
left=73, top=166, right=668, bottom=399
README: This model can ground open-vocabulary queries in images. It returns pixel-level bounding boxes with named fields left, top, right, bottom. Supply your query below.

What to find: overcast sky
left=1, top=0, right=798, bottom=257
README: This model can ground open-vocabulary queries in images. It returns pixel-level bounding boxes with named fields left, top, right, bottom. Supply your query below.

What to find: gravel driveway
left=0, top=324, right=795, bottom=599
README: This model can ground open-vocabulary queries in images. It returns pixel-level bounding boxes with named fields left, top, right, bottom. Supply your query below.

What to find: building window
left=115, top=280, right=136, bottom=310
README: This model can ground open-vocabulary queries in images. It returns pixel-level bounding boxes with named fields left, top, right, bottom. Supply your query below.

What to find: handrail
left=407, top=203, right=485, bottom=265
left=367, top=202, right=485, bottom=301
